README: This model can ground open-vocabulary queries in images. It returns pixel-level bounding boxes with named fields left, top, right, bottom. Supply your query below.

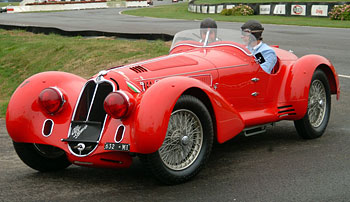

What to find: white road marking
left=339, top=74, right=350, bottom=79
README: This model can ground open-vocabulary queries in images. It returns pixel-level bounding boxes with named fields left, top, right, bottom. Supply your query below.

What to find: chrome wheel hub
left=159, top=109, right=203, bottom=171
left=181, top=135, right=190, bottom=145
left=308, top=80, right=327, bottom=128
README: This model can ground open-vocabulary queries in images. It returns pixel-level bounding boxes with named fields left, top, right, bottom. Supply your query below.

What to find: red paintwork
left=6, top=38, right=340, bottom=169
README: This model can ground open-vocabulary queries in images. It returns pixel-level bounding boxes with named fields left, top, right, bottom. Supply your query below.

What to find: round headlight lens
left=104, top=92, right=130, bottom=119
left=38, top=87, right=64, bottom=114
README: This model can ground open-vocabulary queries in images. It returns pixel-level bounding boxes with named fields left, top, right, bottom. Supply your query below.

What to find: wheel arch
left=182, top=86, right=245, bottom=143
left=182, top=87, right=218, bottom=142
left=133, top=76, right=244, bottom=154
left=317, top=64, right=340, bottom=99
left=282, top=55, right=340, bottom=119
left=293, top=68, right=332, bottom=139
left=6, top=71, right=86, bottom=145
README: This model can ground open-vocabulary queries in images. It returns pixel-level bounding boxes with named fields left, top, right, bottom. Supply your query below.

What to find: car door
left=213, top=50, right=261, bottom=112
left=253, top=61, right=284, bottom=109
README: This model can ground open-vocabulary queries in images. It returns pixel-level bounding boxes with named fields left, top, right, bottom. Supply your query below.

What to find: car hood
left=101, top=50, right=217, bottom=91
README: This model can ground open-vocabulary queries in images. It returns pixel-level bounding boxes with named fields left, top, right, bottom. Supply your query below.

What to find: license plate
left=104, top=142, right=130, bottom=151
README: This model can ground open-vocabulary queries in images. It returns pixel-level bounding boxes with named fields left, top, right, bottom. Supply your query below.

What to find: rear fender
left=283, top=55, right=339, bottom=119
left=6, top=71, right=86, bottom=148
left=133, top=76, right=244, bottom=154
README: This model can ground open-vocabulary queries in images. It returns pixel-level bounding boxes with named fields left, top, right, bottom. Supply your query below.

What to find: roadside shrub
left=220, top=8, right=232, bottom=16
left=220, top=4, right=254, bottom=16
left=329, top=4, right=350, bottom=20
left=232, top=4, right=254, bottom=16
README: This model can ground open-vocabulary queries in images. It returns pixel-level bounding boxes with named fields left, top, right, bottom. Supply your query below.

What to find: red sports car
left=6, top=29, right=340, bottom=184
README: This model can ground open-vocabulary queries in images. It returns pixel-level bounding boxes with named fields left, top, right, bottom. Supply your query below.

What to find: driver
left=241, top=20, right=277, bottom=74
left=200, top=18, right=218, bottom=44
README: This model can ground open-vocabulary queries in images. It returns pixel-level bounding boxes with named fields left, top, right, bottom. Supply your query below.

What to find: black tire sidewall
left=295, top=69, right=331, bottom=139
left=160, top=95, right=213, bottom=177
left=141, top=95, right=214, bottom=184
left=13, top=142, right=71, bottom=172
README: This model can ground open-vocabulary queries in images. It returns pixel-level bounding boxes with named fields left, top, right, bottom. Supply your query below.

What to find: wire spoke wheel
left=294, top=69, right=331, bottom=139
left=139, top=95, right=213, bottom=184
left=159, top=109, right=203, bottom=171
left=308, top=80, right=327, bottom=128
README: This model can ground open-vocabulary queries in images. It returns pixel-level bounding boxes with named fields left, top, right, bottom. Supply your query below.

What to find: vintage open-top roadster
left=6, top=29, right=340, bottom=184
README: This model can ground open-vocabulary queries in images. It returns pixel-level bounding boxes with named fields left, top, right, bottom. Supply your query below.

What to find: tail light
left=104, top=91, right=135, bottom=119
left=38, top=87, right=65, bottom=114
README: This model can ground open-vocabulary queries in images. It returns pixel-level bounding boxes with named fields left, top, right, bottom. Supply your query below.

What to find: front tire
left=140, top=95, right=214, bottom=184
left=294, top=69, right=331, bottom=139
left=13, top=142, right=71, bottom=172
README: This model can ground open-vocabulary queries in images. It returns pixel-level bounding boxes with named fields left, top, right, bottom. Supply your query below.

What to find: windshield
left=170, top=28, right=257, bottom=55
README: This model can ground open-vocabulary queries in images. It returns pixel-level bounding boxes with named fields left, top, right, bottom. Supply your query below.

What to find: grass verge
left=0, top=29, right=170, bottom=117
left=195, top=0, right=347, bottom=4
left=0, top=2, right=20, bottom=7
left=123, top=2, right=350, bottom=28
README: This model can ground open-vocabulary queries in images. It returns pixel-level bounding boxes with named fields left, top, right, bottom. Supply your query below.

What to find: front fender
left=6, top=71, right=86, bottom=147
left=133, top=76, right=244, bottom=154
left=283, top=54, right=339, bottom=119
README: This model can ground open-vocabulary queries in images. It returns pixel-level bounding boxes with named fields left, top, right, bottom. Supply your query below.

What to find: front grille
left=65, top=80, right=114, bottom=156
left=73, top=81, right=113, bottom=122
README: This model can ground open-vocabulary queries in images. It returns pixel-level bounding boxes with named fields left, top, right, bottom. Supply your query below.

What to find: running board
left=243, top=123, right=274, bottom=137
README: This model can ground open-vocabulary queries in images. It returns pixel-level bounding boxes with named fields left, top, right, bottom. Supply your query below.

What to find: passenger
left=241, top=20, right=277, bottom=74
left=200, top=18, right=218, bottom=44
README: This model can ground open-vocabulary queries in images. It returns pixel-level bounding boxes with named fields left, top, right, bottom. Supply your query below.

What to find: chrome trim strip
left=251, top=92, right=259, bottom=97
left=51, top=86, right=66, bottom=104
left=86, top=83, right=99, bottom=122
left=41, top=119, right=54, bottom=137
left=100, top=42, right=251, bottom=77
left=73, top=161, right=93, bottom=165
left=67, top=116, right=109, bottom=158
left=117, top=90, right=130, bottom=103
left=66, top=82, right=89, bottom=153
left=170, top=43, right=253, bottom=56
left=243, top=123, right=275, bottom=137
left=69, top=82, right=90, bottom=125
left=67, top=78, right=116, bottom=157
left=279, top=114, right=289, bottom=118
left=114, top=124, right=126, bottom=143
left=115, top=51, right=186, bottom=70
left=105, top=51, right=187, bottom=75
left=251, top=78, right=260, bottom=82
left=136, top=64, right=249, bottom=81
left=203, top=30, right=210, bottom=46
left=116, top=90, right=134, bottom=112
left=42, top=87, right=66, bottom=111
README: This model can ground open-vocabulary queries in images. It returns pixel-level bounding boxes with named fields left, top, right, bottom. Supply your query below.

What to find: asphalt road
left=0, top=3, right=350, bottom=202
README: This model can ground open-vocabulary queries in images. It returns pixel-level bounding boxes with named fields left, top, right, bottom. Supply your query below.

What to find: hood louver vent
left=190, top=75, right=212, bottom=86
left=130, top=66, right=148, bottom=73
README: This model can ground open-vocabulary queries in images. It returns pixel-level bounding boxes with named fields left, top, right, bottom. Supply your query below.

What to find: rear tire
left=139, top=95, right=214, bottom=184
left=13, top=142, right=71, bottom=172
left=294, top=69, right=331, bottom=139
